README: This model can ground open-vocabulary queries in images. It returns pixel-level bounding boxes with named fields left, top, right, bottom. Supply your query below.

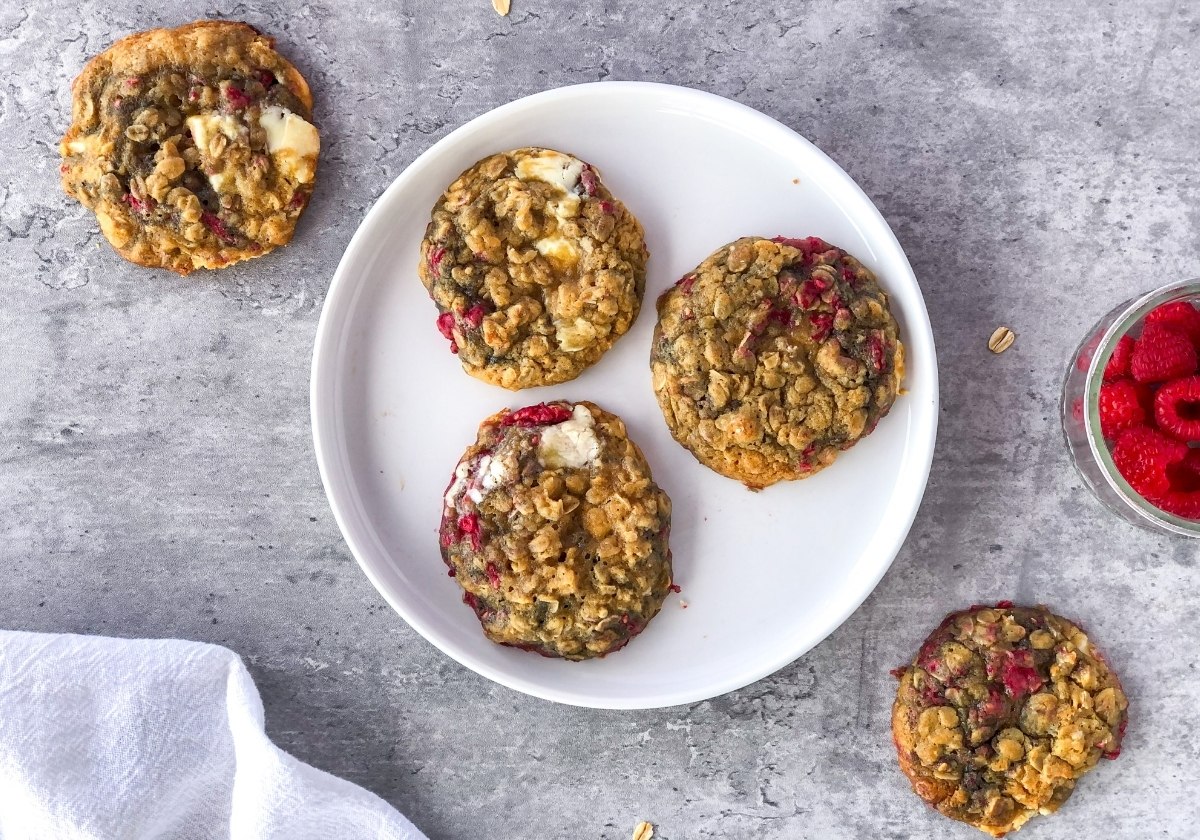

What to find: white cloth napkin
left=0, top=630, right=428, bottom=840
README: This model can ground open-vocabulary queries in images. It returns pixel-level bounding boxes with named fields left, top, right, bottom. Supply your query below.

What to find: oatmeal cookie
left=439, top=400, right=673, bottom=659
left=419, top=148, right=648, bottom=390
left=892, top=603, right=1129, bottom=837
left=651, top=236, right=904, bottom=489
left=60, top=21, right=318, bottom=274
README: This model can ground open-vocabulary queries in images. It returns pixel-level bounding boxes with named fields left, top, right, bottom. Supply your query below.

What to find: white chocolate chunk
left=186, top=113, right=244, bottom=150
left=534, top=234, right=580, bottom=266
left=537, top=405, right=600, bottom=469
left=515, top=150, right=584, bottom=195
left=258, top=106, right=319, bottom=183
left=479, top=454, right=513, bottom=491
left=65, top=136, right=97, bottom=155
left=444, top=461, right=470, bottom=507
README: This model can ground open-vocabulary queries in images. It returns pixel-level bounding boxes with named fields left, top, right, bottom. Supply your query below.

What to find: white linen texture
left=0, top=630, right=428, bottom=840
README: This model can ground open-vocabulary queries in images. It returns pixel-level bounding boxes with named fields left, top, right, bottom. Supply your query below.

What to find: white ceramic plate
left=311, top=82, right=938, bottom=709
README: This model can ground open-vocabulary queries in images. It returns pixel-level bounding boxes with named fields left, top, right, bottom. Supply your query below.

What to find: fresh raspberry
left=1103, top=335, right=1136, bottom=381
left=1130, top=324, right=1198, bottom=383
left=1145, top=300, right=1200, bottom=347
left=1166, top=449, right=1200, bottom=493
left=435, top=312, right=456, bottom=341
left=1111, top=425, right=1190, bottom=500
left=1158, top=489, right=1200, bottom=519
left=1153, top=375, right=1200, bottom=442
left=674, top=274, right=696, bottom=294
left=500, top=403, right=573, bottom=428
left=1098, top=379, right=1147, bottom=439
left=1134, top=381, right=1156, bottom=416
left=256, top=69, right=276, bottom=88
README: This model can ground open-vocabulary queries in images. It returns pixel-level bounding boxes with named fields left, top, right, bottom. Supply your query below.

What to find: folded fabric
left=0, top=630, right=428, bottom=840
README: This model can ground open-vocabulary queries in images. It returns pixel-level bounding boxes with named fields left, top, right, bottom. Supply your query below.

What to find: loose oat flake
left=988, top=326, right=1016, bottom=354
left=632, top=822, right=654, bottom=840
left=492, top=0, right=511, bottom=15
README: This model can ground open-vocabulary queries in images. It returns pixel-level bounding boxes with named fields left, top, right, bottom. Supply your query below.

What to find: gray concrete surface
left=2, top=1, right=1198, bottom=837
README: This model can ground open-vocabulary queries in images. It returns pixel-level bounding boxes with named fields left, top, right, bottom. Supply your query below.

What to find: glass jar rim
left=1081, top=279, right=1200, bottom=536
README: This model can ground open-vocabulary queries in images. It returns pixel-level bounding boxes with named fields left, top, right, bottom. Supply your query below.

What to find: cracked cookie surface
left=892, top=603, right=1129, bottom=837
left=60, top=21, right=318, bottom=274
left=651, top=236, right=904, bottom=489
left=419, top=148, right=648, bottom=390
left=440, top=400, right=673, bottom=660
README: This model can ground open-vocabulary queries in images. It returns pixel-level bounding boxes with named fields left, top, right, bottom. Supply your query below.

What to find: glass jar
left=1061, top=280, right=1200, bottom=538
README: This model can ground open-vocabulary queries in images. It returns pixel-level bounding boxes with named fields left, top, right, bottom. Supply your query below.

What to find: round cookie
left=891, top=603, right=1129, bottom=837
left=439, top=400, right=673, bottom=660
left=60, top=21, right=319, bottom=274
left=418, top=148, right=648, bottom=390
left=651, top=236, right=904, bottom=489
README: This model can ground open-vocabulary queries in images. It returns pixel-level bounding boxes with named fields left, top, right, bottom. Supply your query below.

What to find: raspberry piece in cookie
left=59, top=21, right=319, bottom=274
left=418, top=148, right=648, bottom=390
left=650, top=236, right=904, bottom=488
left=892, top=604, right=1128, bottom=837
left=439, top=400, right=674, bottom=660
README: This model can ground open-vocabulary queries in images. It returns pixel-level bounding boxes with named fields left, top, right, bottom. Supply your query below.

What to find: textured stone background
left=2, top=1, right=1198, bottom=837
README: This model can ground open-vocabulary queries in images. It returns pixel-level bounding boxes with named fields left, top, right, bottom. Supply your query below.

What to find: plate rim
left=310, top=80, right=940, bottom=709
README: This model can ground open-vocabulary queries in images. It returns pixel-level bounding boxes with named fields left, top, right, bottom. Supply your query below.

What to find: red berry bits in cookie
left=418, top=148, right=648, bottom=390
left=438, top=400, right=673, bottom=660
left=892, top=604, right=1128, bottom=838
left=59, top=21, right=319, bottom=274
left=1130, top=323, right=1198, bottom=383
left=651, top=236, right=905, bottom=489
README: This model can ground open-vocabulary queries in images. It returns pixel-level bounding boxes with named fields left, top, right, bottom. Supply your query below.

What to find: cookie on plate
left=439, top=400, right=673, bottom=660
left=651, top=236, right=904, bottom=489
left=418, top=148, right=648, bottom=390
left=59, top=21, right=318, bottom=274
left=891, top=602, right=1129, bottom=837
